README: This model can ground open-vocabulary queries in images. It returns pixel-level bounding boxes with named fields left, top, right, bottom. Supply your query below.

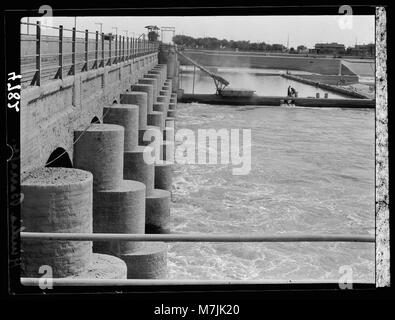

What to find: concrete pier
left=103, top=104, right=139, bottom=151
left=167, top=109, right=177, bottom=118
left=93, top=180, right=146, bottom=254
left=138, top=78, right=158, bottom=103
left=120, top=92, right=148, bottom=130
left=146, top=189, right=171, bottom=234
left=124, top=146, right=155, bottom=196
left=157, top=95, right=169, bottom=111
left=131, top=84, right=154, bottom=113
left=21, top=167, right=94, bottom=278
left=20, top=43, right=179, bottom=281
left=74, top=124, right=124, bottom=191
left=153, top=102, right=166, bottom=114
left=155, top=162, right=173, bottom=192
left=147, top=111, right=165, bottom=129
left=120, top=243, right=167, bottom=279
left=143, top=74, right=162, bottom=96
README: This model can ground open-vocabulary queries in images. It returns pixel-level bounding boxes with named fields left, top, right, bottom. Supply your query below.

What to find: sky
left=22, top=15, right=375, bottom=48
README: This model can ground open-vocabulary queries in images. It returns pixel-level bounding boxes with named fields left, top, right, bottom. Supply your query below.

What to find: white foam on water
left=168, top=102, right=375, bottom=282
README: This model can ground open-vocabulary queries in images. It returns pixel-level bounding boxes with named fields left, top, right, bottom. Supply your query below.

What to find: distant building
left=314, top=42, right=346, bottom=55
left=271, top=44, right=286, bottom=53
left=347, top=43, right=375, bottom=57
left=297, top=45, right=309, bottom=54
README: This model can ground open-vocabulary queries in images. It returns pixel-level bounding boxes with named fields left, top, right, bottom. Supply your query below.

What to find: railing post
left=118, top=35, right=120, bottom=62
left=126, top=36, right=129, bottom=61
left=120, top=35, right=123, bottom=61
left=132, top=37, right=134, bottom=59
left=108, top=34, right=112, bottom=66
left=114, top=34, right=117, bottom=64
left=101, top=32, right=104, bottom=67
left=83, top=29, right=88, bottom=71
left=67, top=27, right=76, bottom=76
left=119, top=35, right=122, bottom=62
left=130, top=37, right=133, bottom=59
left=31, top=21, right=41, bottom=85
left=55, top=25, right=63, bottom=80
left=132, top=37, right=135, bottom=59
left=122, top=36, right=125, bottom=61
left=94, top=31, right=99, bottom=69
left=138, top=39, right=141, bottom=57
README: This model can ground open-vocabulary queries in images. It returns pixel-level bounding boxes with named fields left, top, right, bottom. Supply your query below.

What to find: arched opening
left=91, top=116, right=100, bottom=124
left=113, top=100, right=118, bottom=104
left=45, top=147, right=73, bottom=168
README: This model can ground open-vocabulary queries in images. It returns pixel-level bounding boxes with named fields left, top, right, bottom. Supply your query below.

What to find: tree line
left=173, top=35, right=290, bottom=52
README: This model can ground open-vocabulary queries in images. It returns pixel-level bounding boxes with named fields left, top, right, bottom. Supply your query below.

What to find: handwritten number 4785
left=7, top=72, right=21, bottom=112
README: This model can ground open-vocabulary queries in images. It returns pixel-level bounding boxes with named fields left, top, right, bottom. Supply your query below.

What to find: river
left=167, top=71, right=375, bottom=282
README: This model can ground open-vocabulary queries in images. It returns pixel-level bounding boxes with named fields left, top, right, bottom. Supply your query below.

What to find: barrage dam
left=18, top=20, right=375, bottom=284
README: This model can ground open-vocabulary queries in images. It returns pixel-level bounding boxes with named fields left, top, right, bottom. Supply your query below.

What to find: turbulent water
left=167, top=103, right=375, bottom=282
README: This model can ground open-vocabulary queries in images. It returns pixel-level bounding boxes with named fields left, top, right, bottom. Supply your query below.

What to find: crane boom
left=175, top=48, right=230, bottom=93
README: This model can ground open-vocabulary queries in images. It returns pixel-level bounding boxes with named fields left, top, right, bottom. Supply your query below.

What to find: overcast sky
left=23, top=15, right=375, bottom=48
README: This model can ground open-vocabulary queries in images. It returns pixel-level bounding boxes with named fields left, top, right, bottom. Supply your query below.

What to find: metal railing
left=19, top=231, right=374, bottom=286
left=21, top=232, right=374, bottom=243
left=20, top=21, right=160, bottom=87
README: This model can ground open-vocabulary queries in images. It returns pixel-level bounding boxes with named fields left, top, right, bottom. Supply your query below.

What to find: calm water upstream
left=167, top=102, right=375, bottom=282
left=180, top=67, right=349, bottom=98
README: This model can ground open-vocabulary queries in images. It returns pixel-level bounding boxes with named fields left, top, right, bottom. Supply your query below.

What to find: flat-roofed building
left=314, top=42, right=346, bottom=55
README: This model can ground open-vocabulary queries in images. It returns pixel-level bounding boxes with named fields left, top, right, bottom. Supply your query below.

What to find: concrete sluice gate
left=21, top=47, right=179, bottom=280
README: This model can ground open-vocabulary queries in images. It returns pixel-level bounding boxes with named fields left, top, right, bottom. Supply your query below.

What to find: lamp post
left=95, top=22, right=103, bottom=34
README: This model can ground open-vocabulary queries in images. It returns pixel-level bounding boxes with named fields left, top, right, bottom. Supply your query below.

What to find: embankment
left=178, top=49, right=352, bottom=75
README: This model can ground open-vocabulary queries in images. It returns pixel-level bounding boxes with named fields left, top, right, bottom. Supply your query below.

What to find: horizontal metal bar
left=39, top=24, right=60, bottom=30
left=20, top=22, right=37, bottom=26
left=20, top=278, right=375, bottom=286
left=20, top=38, right=39, bottom=42
left=20, top=232, right=375, bottom=243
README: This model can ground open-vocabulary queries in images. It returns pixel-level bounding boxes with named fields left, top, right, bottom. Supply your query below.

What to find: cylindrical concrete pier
left=165, top=50, right=177, bottom=79
left=120, top=242, right=167, bottom=279
left=169, top=102, right=176, bottom=110
left=155, top=162, right=173, bottom=192
left=167, top=109, right=177, bottom=118
left=147, top=111, right=165, bottom=130
left=71, top=253, right=127, bottom=279
left=157, top=96, right=169, bottom=111
left=74, top=124, right=124, bottom=191
left=21, top=167, right=93, bottom=278
left=153, top=102, right=166, bottom=114
left=163, top=126, right=175, bottom=143
left=138, top=125, right=162, bottom=147
left=124, top=146, right=155, bottom=196
left=146, top=189, right=171, bottom=234
left=143, top=74, right=162, bottom=96
left=162, top=85, right=172, bottom=96
left=161, top=140, right=175, bottom=162
left=138, top=78, right=158, bottom=103
left=103, top=104, right=139, bottom=152
left=160, top=91, right=171, bottom=105
left=120, top=92, right=148, bottom=130
left=148, top=70, right=163, bottom=87
left=93, top=180, right=146, bottom=255
left=131, top=84, right=154, bottom=114
left=165, top=117, right=175, bottom=129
